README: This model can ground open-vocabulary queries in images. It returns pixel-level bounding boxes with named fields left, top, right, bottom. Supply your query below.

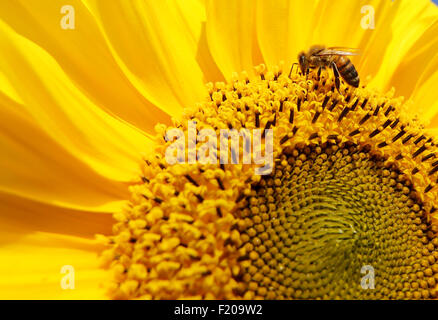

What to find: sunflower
left=1, top=0, right=438, bottom=300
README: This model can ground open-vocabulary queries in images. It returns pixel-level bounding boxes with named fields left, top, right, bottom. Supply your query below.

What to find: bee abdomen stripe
left=343, top=65, right=358, bottom=77
left=336, top=58, right=350, bottom=71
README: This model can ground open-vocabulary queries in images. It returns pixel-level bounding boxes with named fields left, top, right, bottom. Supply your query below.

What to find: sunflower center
left=101, top=63, right=438, bottom=300
left=236, top=143, right=438, bottom=299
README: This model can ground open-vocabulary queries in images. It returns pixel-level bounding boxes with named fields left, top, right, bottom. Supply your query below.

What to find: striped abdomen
left=334, top=55, right=360, bottom=87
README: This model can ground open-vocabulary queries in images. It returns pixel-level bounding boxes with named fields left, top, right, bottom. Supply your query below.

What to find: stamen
left=390, top=119, right=400, bottom=129
left=421, top=153, right=435, bottom=162
left=321, top=96, right=330, bottom=110
left=392, top=130, right=406, bottom=142
left=373, top=104, right=382, bottom=116
left=328, top=99, right=338, bottom=111
left=359, top=113, right=371, bottom=125
left=350, top=98, right=359, bottom=111
left=402, top=134, right=414, bottom=144
left=185, top=174, right=199, bottom=186
left=337, top=107, right=350, bottom=122
left=216, top=177, right=225, bottom=190
left=384, top=105, right=393, bottom=117
left=413, top=145, right=427, bottom=159
left=312, top=111, right=321, bottom=124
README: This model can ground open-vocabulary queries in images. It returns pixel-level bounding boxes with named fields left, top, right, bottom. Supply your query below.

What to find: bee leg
left=305, top=68, right=311, bottom=100
left=317, top=66, right=322, bottom=81
left=331, top=62, right=341, bottom=92
left=288, top=63, right=298, bottom=78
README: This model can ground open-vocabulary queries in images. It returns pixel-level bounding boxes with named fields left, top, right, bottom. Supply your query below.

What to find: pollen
left=99, top=63, right=438, bottom=299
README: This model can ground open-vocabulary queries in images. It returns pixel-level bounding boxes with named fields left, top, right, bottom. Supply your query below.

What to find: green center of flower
left=236, top=142, right=438, bottom=299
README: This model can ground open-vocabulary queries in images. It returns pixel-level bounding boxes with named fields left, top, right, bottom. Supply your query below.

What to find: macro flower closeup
left=1, top=0, right=438, bottom=300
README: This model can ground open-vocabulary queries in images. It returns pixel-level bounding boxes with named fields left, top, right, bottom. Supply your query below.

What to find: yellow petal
left=84, top=0, right=208, bottom=116
left=174, top=0, right=206, bottom=44
left=385, top=20, right=438, bottom=124
left=0, top=93, right=132, bottom=212
left=366, top=0, right=438, bottom=91
left=0, top=19, right=153, bottom=186
left=206, top=0, right=263, bottom=80
left=256, top=0, right=315, bottom=69
left=0, top=230, right=109, bottom=299
left=413, top=68, right=438, bottom=127
left=0, top=0, right=171, bottom=133
left=0, top=192, right=113, bottom=237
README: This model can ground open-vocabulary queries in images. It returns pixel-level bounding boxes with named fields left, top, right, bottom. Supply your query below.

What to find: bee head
left=297, top=52, right=307, bottom=75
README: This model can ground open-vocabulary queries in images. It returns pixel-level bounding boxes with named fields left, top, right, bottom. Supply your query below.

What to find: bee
left=296, top=45, right=360, bottom=91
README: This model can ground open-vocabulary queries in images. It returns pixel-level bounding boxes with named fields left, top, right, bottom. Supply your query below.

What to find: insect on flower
left=295, top=45, right=360, bottom=91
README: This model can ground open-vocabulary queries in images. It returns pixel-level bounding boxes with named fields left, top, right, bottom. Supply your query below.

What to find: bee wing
left=326, top=46, right=360, bottom=52
left=315, top=47, right=360, bottom=56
